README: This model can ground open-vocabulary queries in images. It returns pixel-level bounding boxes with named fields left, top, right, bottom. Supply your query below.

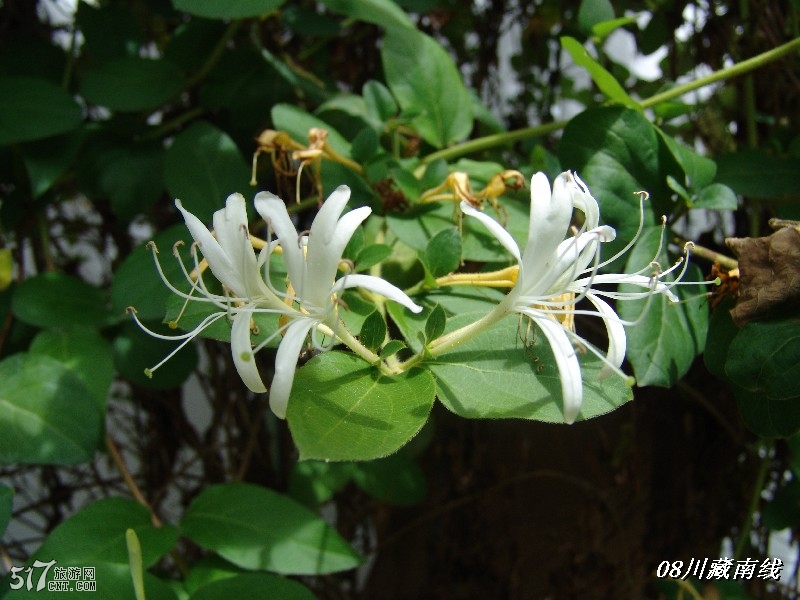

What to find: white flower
left=254, top=185, right=422, bottom=418
left=461, top=171, right=681, bottom=424
left=132, top=187, right=422, bottom=420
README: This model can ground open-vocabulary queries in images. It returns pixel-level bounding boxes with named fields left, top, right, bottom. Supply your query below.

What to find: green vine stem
left=422, top=36, right=800, bottom=165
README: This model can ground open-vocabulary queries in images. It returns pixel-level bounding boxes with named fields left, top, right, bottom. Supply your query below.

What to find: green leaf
left=30, top=327, right=114, bottom=407
left=0, top=77, right=82, bottom=145
left=0, top=484, right=12, bottom=538
left=35, top=497, right=178, bottom=568
left=77, top=2, right=144, bottom=63
left=0, top=354, right=102, bottom=465
left=592, top=16, right=639, bottom=39
left=716, top=150, right=800, bottom=199
left=271, top=104, right=353, bottom=160
left=360, top=311, right=387, bottom=353
left=578, top=0, right=614, bottom=34
left=3, top=563, right=178, bottom=599
left=694, top=183, right=738, bottom=211
left=430, top=313, right=633, bottom=422
left=319, top=0, right=414, bottom=29
left=181, top=482, right=362, bottom=575
left=424, top=304, right=446, bottom=342
left=659, top=131, right=717, bottom=189
left=287, top=352, right=436, bottom=461
left=726, top=319, right=800, bottom=401
left=382, top=28, right=473, bottom=148
left=422, top=227, right=461, bottom=279
left=288, top=461, right=353, bottom=507
left=380, top=339, right=407, bottom=358
left=164, top=122, right=252, bottom=220
left=703, top=297, right=738, bottom=379
left=702, top=300, right=800, bottom=438
left=617, top=227, right=708, bottom=387
left=77, top=134, right=165, bottom=221
left=21, top=130, right=85, bottom=198
left=12, top=272, right=111, bottom=329
left=190, top=573, right=315, bottom=600
left=560, top=37, right=639, bottom=109
left=363, top=80, right=398, bottom=124
left=356, top=244, right=392, bottom=271
left=559, top=106, right=680, bottom=261
left=173, top=0, right=286, bottom=19
left=80, top=58, right=185, bottom=112
left=350, top=454, right=426, bottom=505
left=736, top=385, right=800, bottom=438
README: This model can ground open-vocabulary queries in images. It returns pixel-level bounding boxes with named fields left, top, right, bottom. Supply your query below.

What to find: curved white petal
left=230, top=311, right=267, bottom=393
left=568, top=171, right=600, bottom=230
left=584, top=293, right=626, bottom=377
left=460, top=201, right=521, bottom=262
left=309, top=185, right=351, bottom=244
left=522, top=312, right=583, bottom=424
left=539, top=226, right=614, bottom=294
left=270, top=318, right=315, bottom=419
left=306, top=187, right=369, bottom=308
left=213, top=193, right=263, bottom=298
left=332, top=273, right=423, bottom=313
left=254, top=192, right=306, bottom=296
left=520, top=172, right=574, bottom=286
left=175, top=199, right=241, bottom=293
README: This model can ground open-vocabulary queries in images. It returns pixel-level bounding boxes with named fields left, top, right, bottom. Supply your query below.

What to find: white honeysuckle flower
left=461, top=170, right=683, bottom=424
left=255, top=185, right=423, bottom=418
left=131, top=187, right=422, bottom=420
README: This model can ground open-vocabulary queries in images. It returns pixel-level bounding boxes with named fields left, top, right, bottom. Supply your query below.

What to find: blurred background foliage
left=1, top=0, right=800, bottom=598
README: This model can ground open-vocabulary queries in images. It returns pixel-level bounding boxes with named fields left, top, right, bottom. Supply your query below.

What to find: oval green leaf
left=30, top=327, right=114, bottom=407
left=0, top=77, right=82, bottom=145
left=80, top=57, right=185, bottom=112
left=319, top=0, right=414, bottom=29
left=288, top=352, right=436, bottom=461
left=381, top=28, right=473, bottom=148
left=34, top=497, right=178, bottom=568
left=559, top=106, right=681, bottom=264
left=190, top=573, right=315, bottom=600
left=173, top=0, right=286, bottom=19
left=164, top=122, right=252, bottom=220
left=429, top=312, right=633, bottom=422
left=12, top=271, right=111, bottom=328
left=0, top=354, right=102, bottom=465
left=726, top=318, right=800, bottom=402
left=181, top=482, right=362, bottom=575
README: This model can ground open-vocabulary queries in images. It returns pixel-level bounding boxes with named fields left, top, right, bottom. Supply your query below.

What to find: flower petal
left=332, top=273, right=423, bottom=313
left=213, top=193, right=263, bottom=298
left=270, top=318, right=315, bottom=419
left=306, top=186, right=370, bottom=308
left=521, top=311, right=583, bottom=424
left=254, top=192, right=306, bottom=296
left=584, top=293, right=626, bottom=377
left=230, top=311, right=267, bottom=393
left=460, top=201, right=522, bottom=262
left=539, top=226, right=615, bottom=294
left=175, top=199, right=241, bottom=293
left=568, top=171, right=600, bottom=230
left=519, top=172, right=574, bottom=287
